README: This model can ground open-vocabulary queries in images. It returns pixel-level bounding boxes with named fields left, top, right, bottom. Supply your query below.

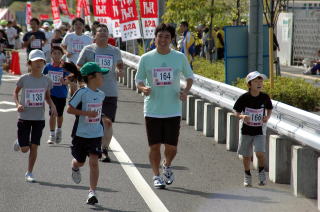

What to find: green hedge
left=192, top=57, right=225, bottom=82
left=191, top=57, right=320, bottom=111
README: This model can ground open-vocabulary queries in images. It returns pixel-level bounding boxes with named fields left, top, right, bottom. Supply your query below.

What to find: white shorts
left=237, top=135, right=266, bottom=157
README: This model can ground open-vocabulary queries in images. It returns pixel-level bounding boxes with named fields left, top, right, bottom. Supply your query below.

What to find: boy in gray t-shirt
left=76, top=24, right=124, bottom=163
left=13, top=49, right=57, bottom=183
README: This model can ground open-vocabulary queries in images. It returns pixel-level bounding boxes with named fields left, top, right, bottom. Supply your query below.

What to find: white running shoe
left=162, top=164, right=175, bottom=185
left=13, top=139, right=20, bottom=152
left=244, top=173, right=252, bottom=187
left=86, top=190, right=98, bottom=205
left=153, top=175, right=166, bottom=189
left=55, top=130, right=62, bottom=144
left=25, top=172, right=35, bottom=182
left=47, top=135, right=55, bottom=144
left=72, top=168, right=81, bottom=184
left=258, top=170, right=267, bottom=186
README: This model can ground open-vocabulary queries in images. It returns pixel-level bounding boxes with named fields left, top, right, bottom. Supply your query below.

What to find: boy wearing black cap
left=67, top=62, right=110, bottom=205
left=233, top=71, right=273, bottom=187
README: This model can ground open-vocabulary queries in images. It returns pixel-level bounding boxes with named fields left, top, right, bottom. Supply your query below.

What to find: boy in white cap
left=233, top=71, right=273, bottom=187
left=13, top=49, right=57, bottom=182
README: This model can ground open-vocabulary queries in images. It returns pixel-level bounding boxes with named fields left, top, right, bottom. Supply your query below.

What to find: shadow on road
left=167, top=186, right=278, bottom=203
left=117, top=99, right=144, bottom=104
left=114, top=121, right=142, bottom=125
left=48, top=144, right=72, bottom=148
left=36, top=181, right=118, bottom=193
left=90, top=205, right=136, bottom=212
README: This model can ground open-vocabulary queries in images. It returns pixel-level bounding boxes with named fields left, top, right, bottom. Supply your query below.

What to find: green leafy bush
left=192, top=57, right=225, bottom=82
left=234, top=77, right=320, bottom=111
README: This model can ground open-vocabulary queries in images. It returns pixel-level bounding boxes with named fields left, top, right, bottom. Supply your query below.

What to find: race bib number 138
left=25, top=88, right=45, bottom=107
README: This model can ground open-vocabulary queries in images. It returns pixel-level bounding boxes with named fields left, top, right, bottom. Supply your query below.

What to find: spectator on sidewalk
left=6, top=21, right=17, bottom=49
left=12, top=20, right=22, bottom=49
left=179, top=21, right=195, bottom=67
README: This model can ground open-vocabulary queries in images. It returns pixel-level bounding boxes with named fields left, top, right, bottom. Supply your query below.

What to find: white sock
left=56, top=128, right=62, bottom=133
left=50, top=131, right=55, bottom=136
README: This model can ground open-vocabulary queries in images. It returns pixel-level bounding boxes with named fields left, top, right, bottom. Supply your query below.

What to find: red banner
left=58, top=0, right=71, bottom=16
left=139, top=0, right=158, bottom=38
left=51, top=0, right=62, bottom=27
left=119, top=0, right=141, bottom=41
left=93, top=0, right=109, bottom=24
left=26, top=2, right=32, bottom=26
left=108, top=0, right=121, bottom=37
left=140, top=0, right=158, bottom=18
left=39, top=14, right=50, bottom=20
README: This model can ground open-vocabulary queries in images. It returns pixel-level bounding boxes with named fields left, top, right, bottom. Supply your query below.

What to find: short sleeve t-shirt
left=16, top=74, right=53, bottom=120
left=61, top=32, right=92, bottom=64
left=135, top=49, right=194, bottom=118
left=69, top=87, right=105, bottom=138
left=51, top=38, right=63, bottom=48
left=6, top=27, right=17, bottom=46
left=23, top=30, right=47, bottom=53
left=76, top=43, right=123, bottom=97
left=233, top=92, right=273, bottom=136
left=43, top=63, right=69, bottom=98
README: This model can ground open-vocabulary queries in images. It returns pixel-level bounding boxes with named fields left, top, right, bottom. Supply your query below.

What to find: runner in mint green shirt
left=135, top=23, right=194, bottom=189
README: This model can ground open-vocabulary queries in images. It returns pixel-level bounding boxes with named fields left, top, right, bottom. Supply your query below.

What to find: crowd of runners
left=3, top=17, right=273, bottom=206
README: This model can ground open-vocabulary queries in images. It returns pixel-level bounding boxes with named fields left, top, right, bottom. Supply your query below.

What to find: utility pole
left=248, top=0, right=264, bottom=73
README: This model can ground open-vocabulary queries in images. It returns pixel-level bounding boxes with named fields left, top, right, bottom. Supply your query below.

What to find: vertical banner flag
left=108, top=0, right=121, bottom=37
left=26, top=2, right=32, bottom=28
left=58, top=0, right=71, bottom=17
left=84, top=0, right=92, bottom=25
left=51, top=0, right=62, bottom=28
left=140, top=0, right=158, bottom=38
left=119, top=0, right=141, bottom=41
left=93, top=0, right=109, bottom=24
left=76, top=0, right=83, bottom=18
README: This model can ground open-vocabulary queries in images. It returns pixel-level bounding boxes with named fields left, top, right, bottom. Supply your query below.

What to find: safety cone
left=10, top=51, right=21, bottom=75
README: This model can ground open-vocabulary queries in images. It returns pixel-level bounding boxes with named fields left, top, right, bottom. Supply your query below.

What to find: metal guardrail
left=121, top=50, right=320, bottom=151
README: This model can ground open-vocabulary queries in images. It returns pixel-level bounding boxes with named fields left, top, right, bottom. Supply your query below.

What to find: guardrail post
left=291, top=145, right=319, bottom=198
left=269, top=135, right=292, bottom=184
left=203, top=103, right=215, bottom=137
left=195, top=99, right=204, bottom=131
left=182, top=100, right=187, bottom=120
left=226, top=112, right=239, bottom=151
left=131, top=69, right=137, bottom=90
left=127, top=67, right=132, bottom=88
left=123, top=65, right=128, bottom=86
left=318, top=157, right=320, bottom=209
left=214, top=107, right=226, bottom=144
left=186, top=95, right=196, bottom=126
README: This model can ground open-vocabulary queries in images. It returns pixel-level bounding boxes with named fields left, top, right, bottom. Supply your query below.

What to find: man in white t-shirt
left=6, top=21, right=17, bottom=49
left=41, top=22, right=53, bottom=63
left=61, top=18, right=92, bottom=64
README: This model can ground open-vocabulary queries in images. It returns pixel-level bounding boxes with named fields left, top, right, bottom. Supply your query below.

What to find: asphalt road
left=0, top=51, right=317, bottom=212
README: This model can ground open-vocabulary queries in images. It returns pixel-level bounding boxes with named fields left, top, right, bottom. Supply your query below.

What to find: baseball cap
left=246, top=71, right=267, bottom=83
left=28, top=49, right=46, bottom=61
left=0, top=20, right=8, bottom=26
left=80, top=62, right=109, bottom=76
left=42, top=22, right=50, bottom=28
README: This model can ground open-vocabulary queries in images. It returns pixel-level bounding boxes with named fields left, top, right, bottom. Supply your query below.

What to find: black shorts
left=50, top=96, right=66, bottom=117
left=17, top=119, right=45, bottom=147
left=71, top=136, right=102, bottom=163
left=102, top=97, right=118, bottom=122
left=145, top=116, right=181, bottom=147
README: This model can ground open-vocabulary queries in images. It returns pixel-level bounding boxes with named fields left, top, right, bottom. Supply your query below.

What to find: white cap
left=28, top=50, right=46, bottom=62
left=246, top=71, right=267, bottom=83
left=42, top=22, right=50, bottom=28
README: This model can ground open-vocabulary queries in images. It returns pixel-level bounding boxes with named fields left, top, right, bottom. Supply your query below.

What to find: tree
left=162, top=0, right=249, bottom=28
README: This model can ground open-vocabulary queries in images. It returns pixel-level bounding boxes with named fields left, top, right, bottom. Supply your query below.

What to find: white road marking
left=0, top=101, right=16, bottom=105
left=110, top=137, right=169, bottom=212
left=0, top=101, right=17, bottom=112
left=2, top=74, right=20, bottom=82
